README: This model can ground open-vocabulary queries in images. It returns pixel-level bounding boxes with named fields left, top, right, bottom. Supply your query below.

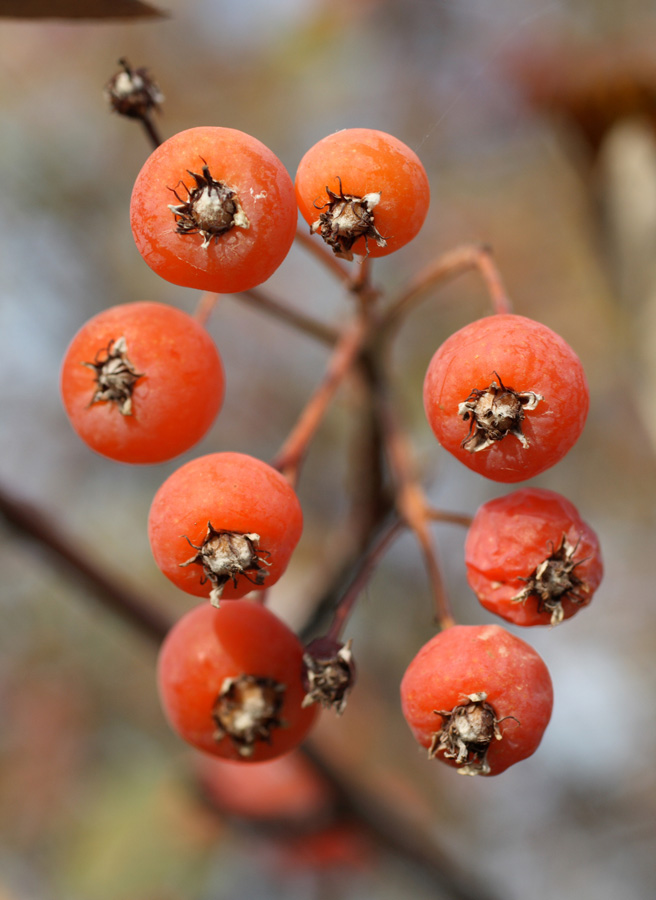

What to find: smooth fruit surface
left=400, top=624, right=553, bottom=775
left=194, top=748, right=333, bottom=822
left=423, top=314, right=589, bottom=482
left=148, top=452, right=303, bottom=600
left=157, top=601, right=318, bottom=761
left=131, top=126, right=297, bottom=293
left=60, top=301, right=224, bottom=464
left=465, top=488, right=603, bottom=626
left=295, top=128, right=430, bottom=258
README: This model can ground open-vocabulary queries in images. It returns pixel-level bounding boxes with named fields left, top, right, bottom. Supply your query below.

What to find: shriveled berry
left=465, top=488, right=603, bottom=626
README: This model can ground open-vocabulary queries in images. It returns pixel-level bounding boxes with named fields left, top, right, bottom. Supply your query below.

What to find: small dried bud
left=302, top=637, right=356, bottom=715
left=105, top=58, right=163, bottom=119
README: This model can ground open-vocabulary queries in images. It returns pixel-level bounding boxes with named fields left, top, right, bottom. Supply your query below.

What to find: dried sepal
left=179, top=523, right=271, bottom=606
left=83, top=336, right=143, bottom=416
left=105, top=58, right=163, bottom=119
left=168, top=163, right=250, bottom=249
left=512, top=534, right=590, bottom=626
left=302, top=637, right=356, bottom=715
left=212, top=674, right=286, bottom=758
left=458, top=372, right=543, bottom=453
left=430, top=692, right=508, bottom=776
left=310, top=178, right=386, bottom=260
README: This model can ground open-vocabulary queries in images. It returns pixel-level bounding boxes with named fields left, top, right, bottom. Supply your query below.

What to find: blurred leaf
left=0, top=0, right=166, bottom=18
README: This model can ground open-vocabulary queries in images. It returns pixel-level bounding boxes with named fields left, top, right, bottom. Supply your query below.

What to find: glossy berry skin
left=157, top=601, right=318, bottom=762
left=130, top=126, right=297, bottom=293
left=295, top=128, right=430, bottom=259
left=60, top=301, right=224, bottom=464
left=148, top=452, right=303, bottom=601
left=400, top=624, right=553, bottom=775
left=423, top=314, right=589, bottom=482
left=465, top=488, right=603, bottom=626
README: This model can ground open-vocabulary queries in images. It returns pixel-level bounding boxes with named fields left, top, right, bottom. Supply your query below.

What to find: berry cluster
left=61, top=89, right=602, bottom=783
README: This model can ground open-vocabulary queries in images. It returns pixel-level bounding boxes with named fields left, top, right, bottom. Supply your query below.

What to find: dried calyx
left=459, top=373, right=543, bottom=453
left=513, top=534, right=589, bottom=626
left=84, top=336, right=143, bottom=416
left=311, top=179, right=386, bottom=260
left=168, top=164, right=250, bottom=249
left=431, top=692, right=509, bottom=776
left=302, top=637, right=355, bottom=715
left=179, top=523, right=271, bottom=606
left=212, top=674, right=286, bottom=758
left=105, top=58, right=163, bottom=119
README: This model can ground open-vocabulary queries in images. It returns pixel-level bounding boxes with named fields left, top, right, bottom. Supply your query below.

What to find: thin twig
left=325, top=518, right=404, bottom=642
left=271, top=312, right=372, bottom=486
left=380, top=243, right=512, bottom=333
left=426, top=508, right=473, bottom=528
left=294, top=226, right=353, bottom=286
left=303, top=742, right=505, bottom=900
left=194, top=292, right=220, bottom=326
left=237, top=288, right=339, bottom=345
left=375, top=379, right=455, bottom=630
left=140, top=112, right=162, bottom=150
left=0, top=482, right=171, bottom=644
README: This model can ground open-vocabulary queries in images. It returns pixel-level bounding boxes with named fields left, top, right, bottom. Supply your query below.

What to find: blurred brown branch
left=0, top=0, right=166, bottom=17
left=0, top=481, right=171, bottom=642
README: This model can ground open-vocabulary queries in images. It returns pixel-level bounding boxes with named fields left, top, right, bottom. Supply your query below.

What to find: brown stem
left=194, top=292, right=220, bottom=327
left=380, top=243, right=512, bottom=333
left=271, top=312, right=373, bottom=486
left=294, top=226, right=353, bottom=285
left=193, top=288, right=339, bottom=345
left=375, top=377, right=455, bottom=630
left=426, top=508, right=473, bottom=528
left=302, top=742, right=505, bottom=900
left=197, top=735, right=502, bottom=900
left=0, top=482, right=171, bottom=644
left=325, top=518, right=403, bottom=642
left=140, top=112, right=162, bottom=150
left=238, top=288, right=339, bottom=345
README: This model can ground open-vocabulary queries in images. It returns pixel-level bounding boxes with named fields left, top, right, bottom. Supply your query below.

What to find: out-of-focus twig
left=381, top=243, right=512, bottom=332
left=303, top=741, right=505, bottom=900
left=271, top=311, right=372, bottom=486
left=0, top=481, right=171, bottom=643
left=294, top=226, right=353, bottom=285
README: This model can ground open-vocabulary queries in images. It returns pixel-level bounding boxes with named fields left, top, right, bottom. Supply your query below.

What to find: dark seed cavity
left=168, top=163, right=250, bottom=249
left=458, top=373, right=543, bottom=453
left=212, top=674, right=286, bottom=758
left=83, top=336, right=143, bottom=416
left=179, top=523, right=271, bottom=606
left=310, top=177, right=386, bottom=260
left=512, top=534, right=590, bottom=626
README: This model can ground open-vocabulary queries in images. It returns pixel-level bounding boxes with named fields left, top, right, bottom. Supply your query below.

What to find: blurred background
left=1, top=0, right=656, bottom=898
